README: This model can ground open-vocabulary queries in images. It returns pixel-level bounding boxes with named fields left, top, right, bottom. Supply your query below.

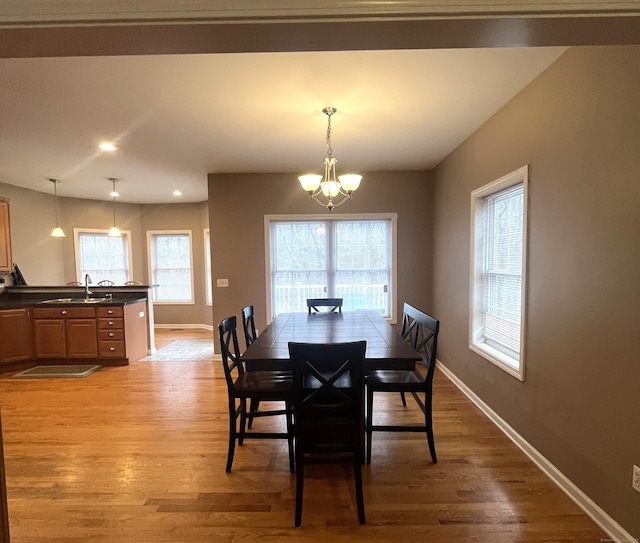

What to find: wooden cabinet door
left=66, top=319, right=98, bottom=358
left=0, top=200, right=11, bottom=273
left=34, top=319, right=66, bottom=358
left=0, top=309, right=32, bottom=363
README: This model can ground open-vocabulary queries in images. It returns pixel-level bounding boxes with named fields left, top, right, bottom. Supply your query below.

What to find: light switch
left=216, top=278, right=229, bottom=288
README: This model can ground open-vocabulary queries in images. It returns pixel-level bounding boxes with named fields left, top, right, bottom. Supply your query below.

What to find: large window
left=74, top=229, right=132, bottom=284
left=265, top=214, right=397, bottom=321
left=470, top=166, right=528, bottom=381
left=148, top=231, right=194, bottom=303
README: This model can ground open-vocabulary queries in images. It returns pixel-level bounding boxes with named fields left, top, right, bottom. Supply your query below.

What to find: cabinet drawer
left=33, top=306, right=96, bottom=319
left=97, top=305, right=124, bottom=318
left=98, top=318, right=124, bottom=330
left=99, top=341, right=125, bottom=358
left=99, top=329, right=125, bottom=341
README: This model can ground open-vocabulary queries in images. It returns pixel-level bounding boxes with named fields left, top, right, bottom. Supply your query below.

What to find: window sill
left=469, top=341, right=524, bottom=381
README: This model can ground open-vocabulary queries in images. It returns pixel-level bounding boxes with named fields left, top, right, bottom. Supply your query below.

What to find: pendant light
left=48, top=178, right=65, bottom=238
left=298, top=107, right=362, bottom=212
left=107, top=178, right=122, bottom=237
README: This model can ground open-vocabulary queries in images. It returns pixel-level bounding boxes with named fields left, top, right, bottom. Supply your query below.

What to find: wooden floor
left=0, top=328, right=605, bottom=542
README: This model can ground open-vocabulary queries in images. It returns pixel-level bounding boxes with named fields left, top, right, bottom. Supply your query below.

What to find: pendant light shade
left=48, top=178, right=65, bottom=238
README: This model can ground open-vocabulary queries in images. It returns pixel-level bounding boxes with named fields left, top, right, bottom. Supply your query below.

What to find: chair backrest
left=241, top=305, right=257, bottom=349
left=401, top=303, right=439, bottom=378
left=306, top=297, right=343, bottom=314
left=288, top=341, right=366, bottom=415
left=218, top=316, right=244, bottom=390
left=124, top=280, right=142, bottom=286
left=97, top=279, right=115, bottom=286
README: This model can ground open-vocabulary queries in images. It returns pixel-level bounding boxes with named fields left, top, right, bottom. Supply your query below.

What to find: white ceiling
left=0, top=47, right=565, bottom=203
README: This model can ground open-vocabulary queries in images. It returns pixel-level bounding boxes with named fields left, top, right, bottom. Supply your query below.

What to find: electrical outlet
left=633, top=465, right=640, bottom=493
left=216, top=278, right=229, bottom=288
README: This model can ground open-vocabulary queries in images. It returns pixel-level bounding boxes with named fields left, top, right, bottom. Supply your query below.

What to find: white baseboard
left=154, top=323, right=214, bottom=331
left=436, top=360, right=635, bottom=543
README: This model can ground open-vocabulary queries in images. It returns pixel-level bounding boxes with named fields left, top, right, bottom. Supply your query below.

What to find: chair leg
left=366, top=386, right=374, bottom=464
left=286, top=402, right=295, bottom=473
left=238, top=398, right=247, bottom=446
left=400, top=392, right=407, bottom=407
left=226, top=398, right=238, bottom=473
left=294, top=443, right=304, bottom=527
left=353, top=457, right=366, bottom=525
left=424, top=395, right=437, bottom=463
left=247, top=399, right=260, bottom=429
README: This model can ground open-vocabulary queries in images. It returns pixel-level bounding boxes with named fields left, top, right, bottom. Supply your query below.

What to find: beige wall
left=0, top=182, right=212, bottom=327
left=432, top=45, right=640, bottom=537
left=208, top=171, right=434, bottom=343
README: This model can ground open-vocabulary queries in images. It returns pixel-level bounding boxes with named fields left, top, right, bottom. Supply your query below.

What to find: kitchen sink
left=42, top=297, right=111, bottom=304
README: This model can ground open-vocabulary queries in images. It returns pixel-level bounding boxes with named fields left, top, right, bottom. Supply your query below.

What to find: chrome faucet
left=84, top=273, right=92, bottom=299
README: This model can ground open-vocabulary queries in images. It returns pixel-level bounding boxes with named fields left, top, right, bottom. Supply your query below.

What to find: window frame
left=73, top=228, right=133, bottom=284
left=469, top=165, right=529, bottom=381
left=264, top=213, right=398, bottom=324
left=147, top=230, right=195, bottom=305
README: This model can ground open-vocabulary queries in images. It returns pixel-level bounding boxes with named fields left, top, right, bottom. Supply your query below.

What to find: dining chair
left=288, top=340, right=367, bottom=526
left=306, top=297, right=343, bottom=314
left=97, top=279, right=115, bottom=286
left=218, top=316, right=294, bottom=473
left=241, top=305, right=257, bottom=349
left=365, top=303, right=440, bottom=464
left=241, top=305, right=261, bottom=429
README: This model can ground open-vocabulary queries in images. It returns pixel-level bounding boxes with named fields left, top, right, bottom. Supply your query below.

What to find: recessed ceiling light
left=173, top=190, right=183, bottom=196
left=99, top=142, right=117, bottom=151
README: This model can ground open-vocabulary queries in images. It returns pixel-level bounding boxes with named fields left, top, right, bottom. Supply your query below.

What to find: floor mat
left=11, top=365, right=102, bottom=379
left=139, top=340, right=214, bottom=361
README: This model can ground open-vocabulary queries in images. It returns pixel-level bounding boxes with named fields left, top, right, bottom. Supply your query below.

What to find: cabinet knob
left=108, top=321, right=114, bottom=326
left=107, top=310, right=113, bottom=314
left=109, top=332, right=114, bottom=337
left=61, top=310, right=67, bottom=315
left=109, top=347, right=115, bottom=351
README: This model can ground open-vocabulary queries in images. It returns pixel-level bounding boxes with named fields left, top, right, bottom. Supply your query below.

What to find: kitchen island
left=0, top=285, right=156, bottom=372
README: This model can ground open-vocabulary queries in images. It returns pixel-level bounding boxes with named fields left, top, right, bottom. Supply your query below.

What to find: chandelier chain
left=325, top=111, right=333, bottom=158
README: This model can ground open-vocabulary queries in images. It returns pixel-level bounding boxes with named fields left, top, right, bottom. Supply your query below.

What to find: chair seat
left=234, top=371, right=293, bottom=396
left=365, top=369, right=425, bottom=391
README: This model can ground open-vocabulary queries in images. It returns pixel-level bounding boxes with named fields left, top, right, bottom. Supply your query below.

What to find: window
left=148, top=231, right=194, bottom=303
left=74, top=229, right=132, bottom=284
left=204, top=228, right=212, bottom=305
left=470, top=166, right=528, bottom=381
left=265, top=214, right=397, bottom=321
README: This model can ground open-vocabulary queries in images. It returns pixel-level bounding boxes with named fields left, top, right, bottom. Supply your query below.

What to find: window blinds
left=482, top=184, right=524, bottom=358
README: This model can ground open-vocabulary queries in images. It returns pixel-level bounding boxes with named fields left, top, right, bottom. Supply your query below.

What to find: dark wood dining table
left=242, top=311, right=421, bottom=371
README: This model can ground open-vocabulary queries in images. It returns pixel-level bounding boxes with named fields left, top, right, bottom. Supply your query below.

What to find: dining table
left=242, top=311, right=421, bottom=371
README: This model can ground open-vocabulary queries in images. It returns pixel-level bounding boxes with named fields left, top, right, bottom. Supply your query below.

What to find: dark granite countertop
left=0, top=285, right=152, bottom=310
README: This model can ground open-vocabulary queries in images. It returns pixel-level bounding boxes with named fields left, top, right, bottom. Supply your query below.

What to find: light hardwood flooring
left=0, top=328, right=606, bottom=542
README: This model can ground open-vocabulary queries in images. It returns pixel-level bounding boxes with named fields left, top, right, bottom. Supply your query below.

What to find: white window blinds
left=482, top=184, right=524, bottom=358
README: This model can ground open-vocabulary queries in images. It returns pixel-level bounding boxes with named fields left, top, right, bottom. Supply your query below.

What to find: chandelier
left=298, top=107, right=362, bottom=211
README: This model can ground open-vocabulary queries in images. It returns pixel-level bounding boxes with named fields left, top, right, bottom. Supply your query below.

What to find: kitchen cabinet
left=0, top=199, right=12, bottom=273
left=98, top=302, right=148, bottom=363
left=30, top=302, right=147, bottom=364
left=33, top=306, right=97, bottom=359
left=0, top=309, right=32, bottom=364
